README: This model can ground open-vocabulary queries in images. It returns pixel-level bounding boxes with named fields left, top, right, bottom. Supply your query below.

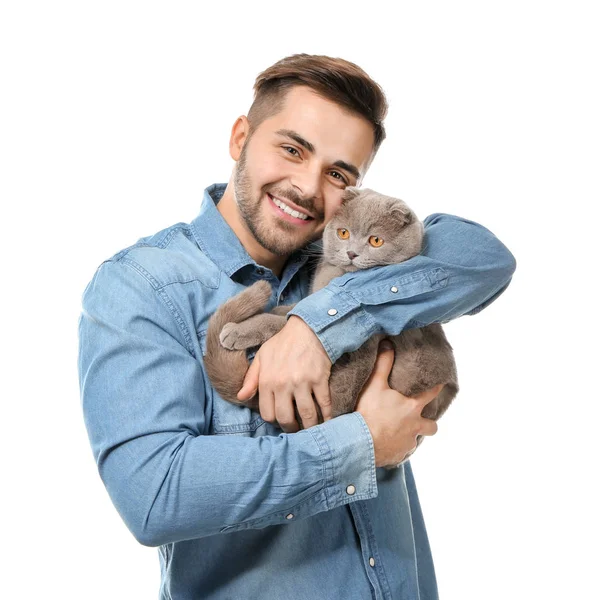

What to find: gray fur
left=203, top=187, right=458, bottom=467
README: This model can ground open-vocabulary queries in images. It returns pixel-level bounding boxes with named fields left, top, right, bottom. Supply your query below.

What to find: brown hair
left=247, top=53, right=388, bottom=159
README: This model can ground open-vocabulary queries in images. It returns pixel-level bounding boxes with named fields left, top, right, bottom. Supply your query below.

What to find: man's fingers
left=258, top=385, right=276, bottom=424
left=237, top=353, right=260, bottom=401
left=275, top=392, right=299, bottom=433
left=294, top=389, right=319, bottom=430
left=369, top=340, right=396, bottom=385
left=419, top=417, right=438, bottom=437
left=415, top=383, right=445, bottom=407
left=313, top=381, right=332, bottom=423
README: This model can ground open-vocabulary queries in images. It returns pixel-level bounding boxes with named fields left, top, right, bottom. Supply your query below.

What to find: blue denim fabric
left=78, top=183, right=516, bottom=599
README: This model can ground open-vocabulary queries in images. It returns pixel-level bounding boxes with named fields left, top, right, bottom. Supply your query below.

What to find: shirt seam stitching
left=220, top=487, right=330, bottom=532
left=348, top=268, right=449, bottom=299
left=119, top=257, right=197, bottom=358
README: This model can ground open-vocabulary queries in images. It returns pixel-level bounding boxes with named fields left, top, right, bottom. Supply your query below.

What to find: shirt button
left=346, top=485, right=356, bottom=495
left=369, top=557, right=375, bottom=567
left=390, top=286, right=398, bottom=293
left=286, top=513, right=294, bottom=520
left=280, top=293, right=286, bottom=301
left=328, top=308, right=338, bottom=316
left=256, top=268, right=265, bottom=276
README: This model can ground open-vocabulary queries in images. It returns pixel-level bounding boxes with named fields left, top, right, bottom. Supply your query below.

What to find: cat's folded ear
left=341, top=186, right=359, bottom=204
left=391, top=202, right=413, bottom=227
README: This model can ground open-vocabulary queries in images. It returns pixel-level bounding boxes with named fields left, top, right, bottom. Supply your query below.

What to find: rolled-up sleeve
left=286, top=213, right=517, bottom=363
left=78, top=259, right=377, bottom=547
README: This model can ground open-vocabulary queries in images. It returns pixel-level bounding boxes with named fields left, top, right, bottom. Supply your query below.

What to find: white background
left=1, top=1, right=590, bottom=598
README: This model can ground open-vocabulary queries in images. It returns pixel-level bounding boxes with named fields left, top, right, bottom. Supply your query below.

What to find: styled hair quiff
left=246, top=53, right=388, bottom=159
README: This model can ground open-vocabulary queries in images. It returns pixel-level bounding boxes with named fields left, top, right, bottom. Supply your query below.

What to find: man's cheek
left=324, top=201, right=343, bottom=223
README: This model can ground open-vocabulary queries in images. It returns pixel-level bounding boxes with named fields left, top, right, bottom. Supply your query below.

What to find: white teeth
left=271, top=196, right=310, bottom=220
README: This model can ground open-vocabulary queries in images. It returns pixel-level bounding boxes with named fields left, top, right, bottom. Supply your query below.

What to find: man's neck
left=217, top=182, right=286, bottom=278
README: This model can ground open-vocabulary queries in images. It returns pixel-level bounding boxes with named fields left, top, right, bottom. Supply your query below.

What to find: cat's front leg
left=220, top=313, right=288, bottom=350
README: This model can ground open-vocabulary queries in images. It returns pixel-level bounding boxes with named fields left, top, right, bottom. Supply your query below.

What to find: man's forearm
left=287, top=212, right=516, bottom=363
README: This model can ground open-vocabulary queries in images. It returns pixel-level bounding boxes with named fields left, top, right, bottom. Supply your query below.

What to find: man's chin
left=260, top=220, right=318, bottom=254
left=261, top=234, right=314, bottom=258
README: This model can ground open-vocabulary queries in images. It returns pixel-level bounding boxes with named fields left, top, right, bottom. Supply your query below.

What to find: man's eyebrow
left=276, top=129, right=315, bottom=153
left=333, top=160, right=360, bottom=181
left=275, top=129, right=361, bottom=181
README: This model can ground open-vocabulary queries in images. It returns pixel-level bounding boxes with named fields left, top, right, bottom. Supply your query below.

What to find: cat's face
left=323, top=187, right=424, bottom=271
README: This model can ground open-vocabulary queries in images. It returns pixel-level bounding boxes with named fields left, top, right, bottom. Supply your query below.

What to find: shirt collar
left=190, top=183, right=310, bottom=279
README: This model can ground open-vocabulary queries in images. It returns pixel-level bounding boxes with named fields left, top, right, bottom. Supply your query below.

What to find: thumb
left=237, top=352, right=260, bottom=401
left=370, top=340, right=395, bottom=382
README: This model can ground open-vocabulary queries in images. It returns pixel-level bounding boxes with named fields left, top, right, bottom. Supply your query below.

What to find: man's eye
left=329, top=170, right=345, bottom=182
left=283, top=146, right=300, bottom=157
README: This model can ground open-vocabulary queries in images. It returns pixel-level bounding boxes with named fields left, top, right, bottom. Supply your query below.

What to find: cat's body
left=203, top=187, right=458, bottom=467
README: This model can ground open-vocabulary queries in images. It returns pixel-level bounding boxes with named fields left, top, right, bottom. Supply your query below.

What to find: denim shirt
left=78, top=183, right=516, bottom=600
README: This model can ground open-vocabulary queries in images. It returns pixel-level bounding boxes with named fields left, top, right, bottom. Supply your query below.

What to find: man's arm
left=286, top=213, right=517, bottom=363
left=78, top=259, right=377, bottom=547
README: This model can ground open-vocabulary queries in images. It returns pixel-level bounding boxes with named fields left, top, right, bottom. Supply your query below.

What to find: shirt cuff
left=308, top=412, right=378, bottom=507
left=286, top=287, right=379, bottom=364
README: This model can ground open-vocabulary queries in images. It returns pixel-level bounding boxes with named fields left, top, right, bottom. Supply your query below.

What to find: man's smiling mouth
left=268, top=194, right=313, bottom=221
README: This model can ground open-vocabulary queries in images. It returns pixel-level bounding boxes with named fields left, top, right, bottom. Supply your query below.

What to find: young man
left=78, top=54, right=516, bottom=599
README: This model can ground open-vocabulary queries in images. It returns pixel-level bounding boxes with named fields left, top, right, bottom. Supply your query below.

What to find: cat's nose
left=347, top=251, right=358, bottom=260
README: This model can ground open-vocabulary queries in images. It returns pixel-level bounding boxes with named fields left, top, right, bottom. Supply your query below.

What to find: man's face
left=233, top=86, right=375, bottom=257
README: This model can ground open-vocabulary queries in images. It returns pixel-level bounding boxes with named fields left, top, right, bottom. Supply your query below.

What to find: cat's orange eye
left=369, top=236, right=384, bottom=248
left=337, top=228, right=350, bottom=240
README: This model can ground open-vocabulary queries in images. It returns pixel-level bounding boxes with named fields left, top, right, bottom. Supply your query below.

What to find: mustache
left=266, top=186, right=323, bottom=220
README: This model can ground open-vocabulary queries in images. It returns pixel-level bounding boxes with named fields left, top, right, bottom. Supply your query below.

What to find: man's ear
left=229, top=116, right=250, bottom=161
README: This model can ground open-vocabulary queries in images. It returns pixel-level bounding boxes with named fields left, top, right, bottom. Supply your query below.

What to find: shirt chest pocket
left=197, top=330, right=273, bottom=436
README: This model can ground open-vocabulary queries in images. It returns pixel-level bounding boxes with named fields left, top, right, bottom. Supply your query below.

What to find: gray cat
left=203, top=186, right=458, bottom=466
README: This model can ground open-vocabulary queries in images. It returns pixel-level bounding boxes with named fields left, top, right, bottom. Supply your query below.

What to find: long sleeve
left=78, top=259, right=377, bottom=547
left=286, top=213, right=517, bottom=363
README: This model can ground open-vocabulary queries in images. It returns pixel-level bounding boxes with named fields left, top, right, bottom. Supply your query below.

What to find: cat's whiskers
left=300, top=243, right=325, bottom=259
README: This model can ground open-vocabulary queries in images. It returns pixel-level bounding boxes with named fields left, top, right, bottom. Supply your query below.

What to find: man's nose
left=291, top=168, right=323, bottom=204
left=347, top=251, right=358, bottom=260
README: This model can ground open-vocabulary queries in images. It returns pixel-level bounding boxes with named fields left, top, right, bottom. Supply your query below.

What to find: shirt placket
left=348, top=503, right=393, bottom=600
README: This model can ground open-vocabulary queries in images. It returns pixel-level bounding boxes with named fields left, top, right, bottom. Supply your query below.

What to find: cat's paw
left=220, top=323, right=255, bottom=350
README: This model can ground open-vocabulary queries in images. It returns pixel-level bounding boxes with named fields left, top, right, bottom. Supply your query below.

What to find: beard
left=233, top=141, right=323, bottom=257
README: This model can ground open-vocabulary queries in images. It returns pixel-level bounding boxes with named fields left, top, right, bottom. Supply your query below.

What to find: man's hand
left=236, top=315, right=332, bottom=432
left=356, top=340, right=441, bottom=468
